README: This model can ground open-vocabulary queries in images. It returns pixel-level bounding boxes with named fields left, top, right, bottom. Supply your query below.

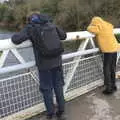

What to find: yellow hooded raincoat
left=87, top=17, right=120, bottom=53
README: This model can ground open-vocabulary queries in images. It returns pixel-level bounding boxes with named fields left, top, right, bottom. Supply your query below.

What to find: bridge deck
left=27, top=80, right=120, bottom=120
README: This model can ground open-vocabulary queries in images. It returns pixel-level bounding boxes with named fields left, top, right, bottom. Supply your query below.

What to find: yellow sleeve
left=87, top=24, right=100, bottom=34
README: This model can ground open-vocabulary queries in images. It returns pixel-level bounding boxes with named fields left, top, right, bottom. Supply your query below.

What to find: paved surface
left=27, top=80, right=120, bottom=120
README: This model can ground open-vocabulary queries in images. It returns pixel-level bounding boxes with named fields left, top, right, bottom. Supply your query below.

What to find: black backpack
left=31, top=23, right=64, bottom=58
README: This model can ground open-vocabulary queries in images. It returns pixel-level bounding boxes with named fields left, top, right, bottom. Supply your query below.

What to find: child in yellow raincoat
left=87, top=16, right=120, bottom=95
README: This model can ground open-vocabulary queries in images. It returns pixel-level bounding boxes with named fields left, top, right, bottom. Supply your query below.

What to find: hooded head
left=91, top=16, right=104, bottom=24
left=92, top=16, right=113, bottom=28
left=27, top=12, right=53, bottom=24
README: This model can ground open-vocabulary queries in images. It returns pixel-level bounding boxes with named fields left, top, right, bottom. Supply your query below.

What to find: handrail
left=0, top=28, right=120, bottom=74
left=0, top=28, right=120, bottom=50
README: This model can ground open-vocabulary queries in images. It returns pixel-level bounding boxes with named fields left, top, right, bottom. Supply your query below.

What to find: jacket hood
left=91, top=16, right=104, bottom=24
left=29, top=13, right=52, bottom=24
left=91, top=16, right=113, bottom=28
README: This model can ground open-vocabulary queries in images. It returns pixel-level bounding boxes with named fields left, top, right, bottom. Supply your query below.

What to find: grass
left=115, top=34, right=120, bottom=43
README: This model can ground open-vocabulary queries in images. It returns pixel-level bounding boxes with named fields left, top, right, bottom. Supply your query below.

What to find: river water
left=0, top=31, right=13, bottom=39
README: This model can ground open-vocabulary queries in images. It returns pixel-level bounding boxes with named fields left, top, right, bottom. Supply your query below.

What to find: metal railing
left=0, top=29, right=120, bottom=120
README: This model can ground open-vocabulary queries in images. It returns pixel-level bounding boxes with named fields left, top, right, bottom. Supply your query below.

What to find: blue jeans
left=39, top=66, right=65, bottom=115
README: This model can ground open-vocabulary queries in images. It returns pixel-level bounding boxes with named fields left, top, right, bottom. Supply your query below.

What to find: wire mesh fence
left=0, top=72, right=42, bottom=118
left=64, top=55, right=103, bottom=92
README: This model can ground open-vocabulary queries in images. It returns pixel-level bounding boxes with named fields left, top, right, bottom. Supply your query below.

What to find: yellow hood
left=91, top=17, right=103, bottom=24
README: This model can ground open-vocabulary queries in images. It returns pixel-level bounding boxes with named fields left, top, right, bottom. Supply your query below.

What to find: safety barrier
left=0, top=29, right=120, bottom=120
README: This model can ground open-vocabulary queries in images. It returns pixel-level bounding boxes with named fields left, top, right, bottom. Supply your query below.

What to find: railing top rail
left=0, top=28, right=120, bottom=51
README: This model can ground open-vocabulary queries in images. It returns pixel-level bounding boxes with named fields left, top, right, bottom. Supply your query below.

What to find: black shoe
left=56, top=111, right=66, bottom=120
left=46, top=114, right=54, bottom=120
left=56, top=111, right=64, bottom=117
left=113, top=86, right=117, bottom=91
left=102, top=89, right=114, bottom=95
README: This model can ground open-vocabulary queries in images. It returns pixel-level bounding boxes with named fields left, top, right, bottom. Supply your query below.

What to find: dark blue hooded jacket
left=12, top=14, right=66, bottom=70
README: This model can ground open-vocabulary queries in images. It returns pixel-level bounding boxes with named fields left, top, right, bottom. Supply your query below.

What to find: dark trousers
left=103, top=53, right=117, bottom=89
left=39, top=66, right=65, bottom=115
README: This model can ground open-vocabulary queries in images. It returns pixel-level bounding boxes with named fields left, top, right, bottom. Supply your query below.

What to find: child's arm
left=87, top=23, right=100, bottom=34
